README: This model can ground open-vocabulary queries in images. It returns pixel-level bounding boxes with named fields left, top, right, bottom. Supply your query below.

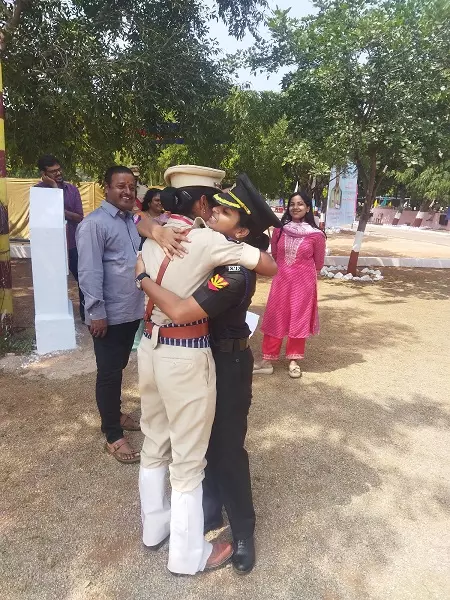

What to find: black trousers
left=203, top=346, right=256, bottom=540
left=68, top=247, right=85, bottom=322
left=92, top=320, right=140, bottom=444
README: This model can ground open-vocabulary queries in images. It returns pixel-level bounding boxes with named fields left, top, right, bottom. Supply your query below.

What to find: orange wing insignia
left=207, top=274, right=230, bottom=291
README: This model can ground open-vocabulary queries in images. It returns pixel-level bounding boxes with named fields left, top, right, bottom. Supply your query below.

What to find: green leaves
left=250, top=0, right=450, bottom=206
left=1, top=0, right=264, bottom=178
left=153, top=88, right=330, bottom=198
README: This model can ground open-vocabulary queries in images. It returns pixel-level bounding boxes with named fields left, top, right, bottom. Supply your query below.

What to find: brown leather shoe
left=205, top=542, right=233, bottom=570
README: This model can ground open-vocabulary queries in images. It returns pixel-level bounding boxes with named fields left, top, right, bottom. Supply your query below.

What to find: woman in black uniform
left=136, top=174, right=280, bottom=574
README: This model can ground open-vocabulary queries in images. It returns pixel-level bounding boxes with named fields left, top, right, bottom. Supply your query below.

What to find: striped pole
left=0, top=60, right=13, bottom=336
left=412, top=210, right=426, bottom=227
left=319, top=210, right=326, bottom=231
left=392, top=210, right=402, bottom=226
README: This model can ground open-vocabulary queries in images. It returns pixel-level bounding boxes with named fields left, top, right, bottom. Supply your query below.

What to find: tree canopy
left=249, top=0, right=450, bottom=217
left=151, top=88, right=329, bottom=198
left=0, top=0, right=266, bottom=178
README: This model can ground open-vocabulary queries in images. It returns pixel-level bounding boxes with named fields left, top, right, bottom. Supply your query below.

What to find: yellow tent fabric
left=7, top=178, right=105, bottom=239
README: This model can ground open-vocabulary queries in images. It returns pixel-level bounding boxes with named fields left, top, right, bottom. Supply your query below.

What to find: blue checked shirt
left=76, top=200, right=144, bottom=326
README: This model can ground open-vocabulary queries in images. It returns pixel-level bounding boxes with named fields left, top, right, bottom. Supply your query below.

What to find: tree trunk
left=313, top=178, right=327, bottom=230
left=392, top=184, right=406, bottom=225
left=347, top=153, right=377, bottom=275
left=0, top=61, right=12, bottom=337
left=319, top=198, right=327, bottom=230
left=412, top=200, right=431, bottom=227
left=392, top=205, right=404, bottom=226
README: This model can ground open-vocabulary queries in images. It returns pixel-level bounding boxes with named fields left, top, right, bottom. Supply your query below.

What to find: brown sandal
left=120, top=413, right=141, bottom=431
left=105, top=438, right=140, bottom=464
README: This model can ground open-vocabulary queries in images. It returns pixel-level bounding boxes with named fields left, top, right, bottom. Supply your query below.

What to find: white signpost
left=29, top=187, right=76, bottom=355
left=326, top=164, right=358, bottom=228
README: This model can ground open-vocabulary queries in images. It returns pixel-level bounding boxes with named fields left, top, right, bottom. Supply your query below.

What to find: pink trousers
left=262, top=335, right=306, bottom=361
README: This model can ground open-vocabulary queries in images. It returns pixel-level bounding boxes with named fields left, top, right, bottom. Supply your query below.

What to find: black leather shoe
left=231, top=537, right=255, bottom=574
left=204, top=518, right=224, bottom=535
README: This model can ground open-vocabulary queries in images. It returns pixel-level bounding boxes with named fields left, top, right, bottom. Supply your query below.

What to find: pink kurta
left=261, top=225, right=326, bottom=339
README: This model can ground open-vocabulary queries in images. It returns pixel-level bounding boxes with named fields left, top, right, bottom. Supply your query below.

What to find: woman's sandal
left=120, top=413, right=141, bottom=431
left=288, top=363, right=302, bottom=379
left=105, top=438, right=140, bottom=464
left=253, top=362, right=274, bottom=375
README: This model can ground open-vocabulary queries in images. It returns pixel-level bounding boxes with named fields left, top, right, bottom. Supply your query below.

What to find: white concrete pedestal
left=29, top=187, right=76, bottom=355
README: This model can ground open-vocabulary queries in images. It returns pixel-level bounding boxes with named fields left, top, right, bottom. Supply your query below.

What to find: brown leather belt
left=144, top=250, right=210, bottom=341
left=214, top=338, right=249, bottom=353
left=145, top=321, right=209, bottom=340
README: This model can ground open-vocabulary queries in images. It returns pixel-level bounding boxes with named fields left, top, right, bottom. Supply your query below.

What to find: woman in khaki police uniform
left=137, top=165, right=277, bottom=576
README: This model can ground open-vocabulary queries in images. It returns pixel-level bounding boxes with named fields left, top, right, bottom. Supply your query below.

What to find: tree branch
left=7, top=0, right=27, bottom=32
left=373, top=170, right=386, bottom=197
left=355, top=153, right=368, bottom=187
left=0, top=0, right=29, bottom=52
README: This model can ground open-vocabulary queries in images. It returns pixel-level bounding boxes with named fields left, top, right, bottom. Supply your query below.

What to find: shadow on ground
left=2, top=366, right=449, bottom=599
left=251, top=289, right=416, bottom=374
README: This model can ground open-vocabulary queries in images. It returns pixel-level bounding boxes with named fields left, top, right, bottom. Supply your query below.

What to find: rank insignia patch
left=208, top=274, right=230, bottom=291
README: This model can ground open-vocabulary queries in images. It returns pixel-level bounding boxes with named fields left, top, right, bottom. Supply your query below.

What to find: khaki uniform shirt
left=141, top=215, right=260, bottom=326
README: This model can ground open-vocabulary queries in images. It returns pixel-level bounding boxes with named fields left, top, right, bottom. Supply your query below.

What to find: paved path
left=363, top=224, right=450, bottom=246
left=328, top=225, right=450, bottom=259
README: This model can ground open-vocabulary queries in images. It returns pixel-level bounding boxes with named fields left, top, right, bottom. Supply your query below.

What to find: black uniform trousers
left=92, top=320, right=140, bottom=444
left=203, top=346, right=256, bottom=540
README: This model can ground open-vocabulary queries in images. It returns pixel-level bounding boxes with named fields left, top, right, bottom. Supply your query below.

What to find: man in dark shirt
left=35, top=155, right=85, bottom=321
left=136, top=174, right=280, bottom=573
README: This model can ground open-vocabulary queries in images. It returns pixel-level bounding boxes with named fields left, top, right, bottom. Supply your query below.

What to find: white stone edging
left=325, top=256, right=450, bottom=269
left=321, top=265, right=383, bottom=282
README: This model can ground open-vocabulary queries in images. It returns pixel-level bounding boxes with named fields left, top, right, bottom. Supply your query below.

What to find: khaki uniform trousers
left=138, top=335, right=216, bottom=491
left=138, top=335, right=216, bottom=575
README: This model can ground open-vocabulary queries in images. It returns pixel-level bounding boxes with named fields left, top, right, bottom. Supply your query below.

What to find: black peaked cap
left=213, top=173, right=281, bottom=233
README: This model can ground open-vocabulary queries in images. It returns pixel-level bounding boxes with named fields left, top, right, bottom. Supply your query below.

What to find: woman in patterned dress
left=253, top=191, right=326, bottom=379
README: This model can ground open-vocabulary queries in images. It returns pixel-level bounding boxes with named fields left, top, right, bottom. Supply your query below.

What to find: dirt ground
left=1, top=259, right=450, bottom=600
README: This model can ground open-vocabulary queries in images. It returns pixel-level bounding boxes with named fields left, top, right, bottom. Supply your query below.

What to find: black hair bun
left=160, top=187, right=179, bottom=212
left=160, top=187, right=195, bottom=213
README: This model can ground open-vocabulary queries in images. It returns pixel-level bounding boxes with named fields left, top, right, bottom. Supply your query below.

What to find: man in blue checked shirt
left=76, top=166, right=144, bottom=463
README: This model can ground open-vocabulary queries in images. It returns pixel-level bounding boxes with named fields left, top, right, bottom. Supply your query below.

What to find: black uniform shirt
left=193, top=264, right=256, bottom=341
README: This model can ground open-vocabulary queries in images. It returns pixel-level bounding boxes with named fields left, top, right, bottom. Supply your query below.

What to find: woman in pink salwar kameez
left=253, top=191, right=326, bottom=378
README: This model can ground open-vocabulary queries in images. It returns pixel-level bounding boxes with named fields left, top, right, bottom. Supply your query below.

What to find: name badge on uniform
left=227, top=266, right=241, bottom=272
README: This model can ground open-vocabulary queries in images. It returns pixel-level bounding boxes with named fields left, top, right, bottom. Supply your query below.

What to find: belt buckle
left=151, top=323, right=160, bottom=349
